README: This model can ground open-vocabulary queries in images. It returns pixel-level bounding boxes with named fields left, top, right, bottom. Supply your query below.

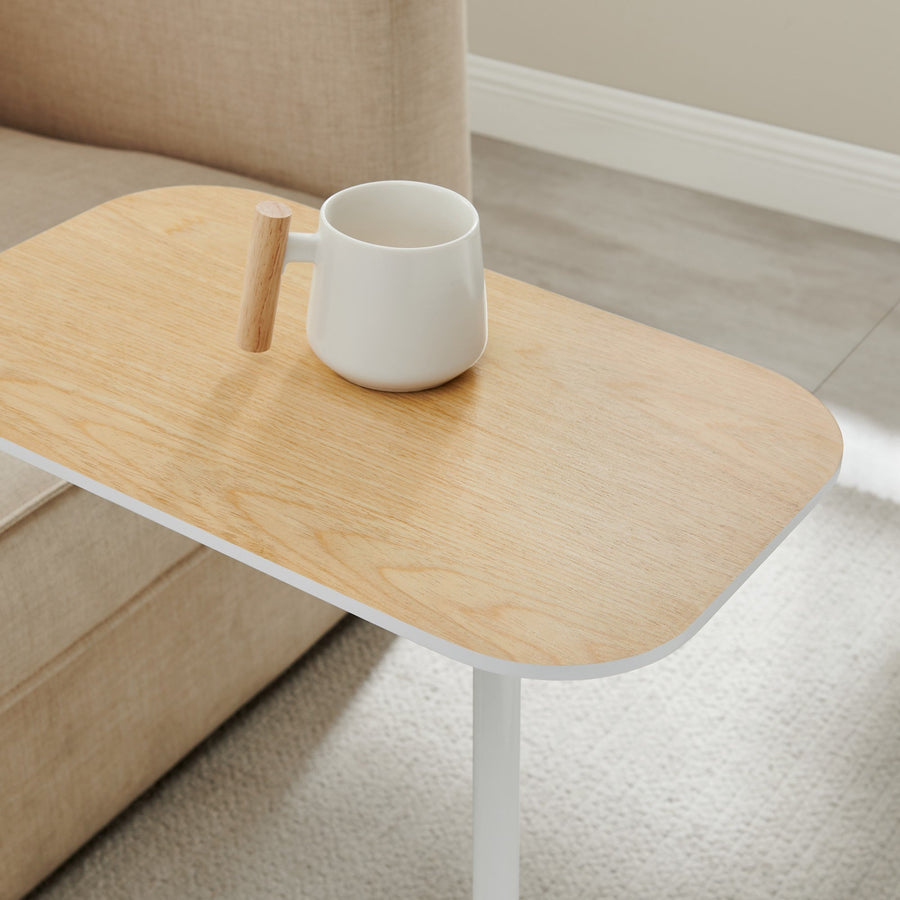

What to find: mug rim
left=319, top=179, right=479, bottom=251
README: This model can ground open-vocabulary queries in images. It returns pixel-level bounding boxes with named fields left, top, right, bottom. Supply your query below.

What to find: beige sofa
left=0, top=3, right=470, bottom=898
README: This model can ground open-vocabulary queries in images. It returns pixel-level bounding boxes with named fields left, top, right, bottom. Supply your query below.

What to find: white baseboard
left=468, top=54, right=900, bottom=243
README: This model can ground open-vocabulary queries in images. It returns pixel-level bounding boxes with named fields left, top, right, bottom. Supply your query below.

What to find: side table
left=0, top=186, right=842, bottom=898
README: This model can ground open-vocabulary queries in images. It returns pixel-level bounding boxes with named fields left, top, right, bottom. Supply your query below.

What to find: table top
left=0, top=186, right=842, bottom=678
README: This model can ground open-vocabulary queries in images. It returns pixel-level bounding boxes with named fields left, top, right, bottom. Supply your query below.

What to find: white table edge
left=0, top=436, right=841, bottom=681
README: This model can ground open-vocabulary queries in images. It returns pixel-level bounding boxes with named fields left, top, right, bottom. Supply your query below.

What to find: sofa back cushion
left=0, top=0, right=470, bottom=198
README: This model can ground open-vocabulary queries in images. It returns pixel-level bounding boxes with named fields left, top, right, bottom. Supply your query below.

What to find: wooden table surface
left=0, top=186, right=842, bottom=677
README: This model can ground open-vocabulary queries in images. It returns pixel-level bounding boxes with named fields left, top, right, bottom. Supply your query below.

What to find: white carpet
left=32, top=484, right=900, bottom=899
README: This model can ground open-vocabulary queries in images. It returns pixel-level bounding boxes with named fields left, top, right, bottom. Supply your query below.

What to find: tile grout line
left=813, top=294, right=900, bottom=394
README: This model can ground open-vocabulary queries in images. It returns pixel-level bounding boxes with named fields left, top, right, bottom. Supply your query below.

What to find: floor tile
left=817, top=302, right=900, bottom=503
left=473, top=136, right=900, bottom=391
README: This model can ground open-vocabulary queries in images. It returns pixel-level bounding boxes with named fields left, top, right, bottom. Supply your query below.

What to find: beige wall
left=468, top=0, right=900, bottom=154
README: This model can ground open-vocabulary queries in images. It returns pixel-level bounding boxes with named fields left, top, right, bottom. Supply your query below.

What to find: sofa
left=0, top=3, right=470, bottom=897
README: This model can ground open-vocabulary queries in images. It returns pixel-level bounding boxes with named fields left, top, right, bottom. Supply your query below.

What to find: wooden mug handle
left=236, top=200, right=292, bottom=352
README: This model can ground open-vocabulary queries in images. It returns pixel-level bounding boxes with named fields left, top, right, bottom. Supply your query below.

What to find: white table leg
left=472, top=668, right=521, bottom=900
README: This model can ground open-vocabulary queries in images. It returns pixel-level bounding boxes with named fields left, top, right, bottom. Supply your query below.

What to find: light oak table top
left=0, top=186, right=842, bottom=678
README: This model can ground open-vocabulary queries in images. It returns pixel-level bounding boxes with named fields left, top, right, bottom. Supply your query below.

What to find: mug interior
left=322, top=181, right=477, bottom=249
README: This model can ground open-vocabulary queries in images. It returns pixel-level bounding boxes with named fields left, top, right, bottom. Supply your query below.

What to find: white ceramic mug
left=238, top=180, right=487, bottom=392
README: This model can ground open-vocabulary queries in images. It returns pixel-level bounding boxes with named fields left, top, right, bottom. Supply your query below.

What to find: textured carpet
left=31, top=484, right=900, bottom=899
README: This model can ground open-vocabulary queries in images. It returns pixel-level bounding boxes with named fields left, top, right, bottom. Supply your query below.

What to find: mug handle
left=236, top=200, right=318, bottom=352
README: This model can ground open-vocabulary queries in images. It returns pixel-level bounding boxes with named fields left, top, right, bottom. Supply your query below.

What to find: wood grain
left=0, top=186, right=843, bottom=668
left=236, top=200, right=291, bottom=352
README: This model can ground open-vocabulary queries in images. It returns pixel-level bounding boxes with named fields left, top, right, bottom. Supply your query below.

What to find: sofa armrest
left=0, top=0, right=470, bottom=198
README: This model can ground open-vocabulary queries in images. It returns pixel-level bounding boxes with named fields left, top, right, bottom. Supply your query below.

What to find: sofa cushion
left=0, top=452, right=67, bottom=535
left=0, top=0, right=471, bottom=199
left=0, top=543, right=345, bottom=900
left=0, top=125, right=321, bottom=696
left=0, top=476, right=197, bottom=697
left=0, top=124, right=320, bottom=252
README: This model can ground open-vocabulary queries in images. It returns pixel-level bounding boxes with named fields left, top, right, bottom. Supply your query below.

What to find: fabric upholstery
left=0, top=545, right=345, bottom=900
left=0, top=125, right=320, bottom=253
left=0, top=0, right=471, bottom=199
left=0, top=452, right=65, bottom=535
left=0, top=480, right=196, bottom=696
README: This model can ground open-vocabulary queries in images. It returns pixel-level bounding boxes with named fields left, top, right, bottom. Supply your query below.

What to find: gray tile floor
left=472, top=135, right=900, bottom=504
